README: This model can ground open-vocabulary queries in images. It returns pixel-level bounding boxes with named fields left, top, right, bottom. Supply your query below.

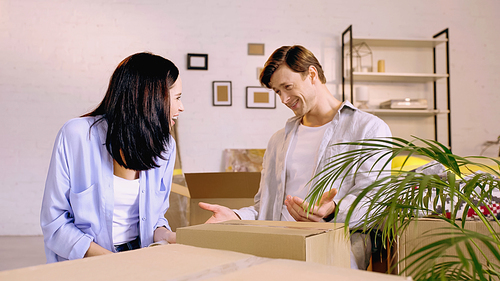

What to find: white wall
left=1, top=0, right=499, bottom=235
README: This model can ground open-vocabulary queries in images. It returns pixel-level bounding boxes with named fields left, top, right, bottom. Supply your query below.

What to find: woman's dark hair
left=84, top=52, right=179, bottom=171
left=260, top=45, right=326, bottom=88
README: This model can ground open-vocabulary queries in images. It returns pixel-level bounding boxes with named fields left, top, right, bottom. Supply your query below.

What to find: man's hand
left=284, top=189, right=338, bottom=222
left=153, top=227, right=176, bottom=244
left=198, top=202, right=240, bottom=224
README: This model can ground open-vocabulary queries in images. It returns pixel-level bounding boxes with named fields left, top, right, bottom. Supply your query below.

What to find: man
left=199, top=45, right=391, bottom=269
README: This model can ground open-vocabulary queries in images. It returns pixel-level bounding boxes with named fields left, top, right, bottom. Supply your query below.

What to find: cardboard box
left=398, top=218, right=500, bottom=275
left=184, top=172, right=261, bottom=225
left=213, top=257, right=412, bottom=281
left=165, top=172, right=260, bottom=229
left=177, top=220, right=352, bottom=268
left=0, top=244, right=256, bottom=281
left=164, top=182, right=190, bottom=231
left=0, top=244, right=411, bottom=281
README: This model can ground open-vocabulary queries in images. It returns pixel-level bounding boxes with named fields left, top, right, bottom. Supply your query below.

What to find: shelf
left=361, top=109, right=450, bottom=116
left=350, top=37, right=447, bottom=48
left=351, top=72, right=449, bottom=83
left=342, top=26, right=451, bottom=148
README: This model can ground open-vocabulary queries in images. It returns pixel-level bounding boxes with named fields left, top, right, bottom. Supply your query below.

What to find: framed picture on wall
left=246, top=86, right=276, bottom=109
left=213, top=81, right=232, bottom=106
left=187, top=53, right=208, bottom=70
left=248, top=43, right=265, bottom=55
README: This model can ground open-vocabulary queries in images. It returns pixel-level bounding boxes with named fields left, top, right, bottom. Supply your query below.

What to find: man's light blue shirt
left=234, top=101, right=392, bottom=228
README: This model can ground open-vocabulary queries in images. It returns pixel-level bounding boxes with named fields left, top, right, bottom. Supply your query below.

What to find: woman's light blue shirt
left=40, top=116, right=174, bottom=263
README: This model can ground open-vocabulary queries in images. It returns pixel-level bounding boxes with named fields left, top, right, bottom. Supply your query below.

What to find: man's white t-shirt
left=279, top=122, right=361, bottom=269
left=281, top=122, right=329, bottom=221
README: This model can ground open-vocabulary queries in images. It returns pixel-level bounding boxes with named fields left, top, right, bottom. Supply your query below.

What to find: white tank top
left=112, top=175, right=140, bottom=245
left=281, top=122, right=329, bottom=221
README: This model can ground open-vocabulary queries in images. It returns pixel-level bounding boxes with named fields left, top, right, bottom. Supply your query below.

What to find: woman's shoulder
left=58, top=116, right=102, bottom=141
left=160, top=136, right=176, bottom=159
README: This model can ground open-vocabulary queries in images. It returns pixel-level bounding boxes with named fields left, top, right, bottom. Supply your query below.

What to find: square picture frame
left=187, top=53, right=208, bottom=70
left=213, top=81, right=232, bottom=106
left=248, top=43, right=265, bottom=55
left=246, top=86, right=276, bottom=109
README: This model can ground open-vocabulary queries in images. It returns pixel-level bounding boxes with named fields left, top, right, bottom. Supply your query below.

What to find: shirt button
left=141, top=190, right=145, bottom=193
left=142, top=217, right=146, bottom=221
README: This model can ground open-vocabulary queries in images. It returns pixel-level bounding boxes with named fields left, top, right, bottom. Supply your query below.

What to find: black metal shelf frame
left=341, top=25, right=451, bottom=150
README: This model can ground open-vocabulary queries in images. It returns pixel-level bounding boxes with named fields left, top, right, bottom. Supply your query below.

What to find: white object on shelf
left=380, top=98, right=428, bottom=110
left=356, top=86, right=369, bottom=101
left=355, top=86, right=369, bottom=109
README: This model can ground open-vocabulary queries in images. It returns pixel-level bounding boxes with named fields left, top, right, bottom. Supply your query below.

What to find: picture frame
left=248, top=43, right=265, bottom=55
left=213, top=81, right=232, bottom=106
left=187, top=53, right=208, bottom=70
left=246, top=86, right=276, bottom=109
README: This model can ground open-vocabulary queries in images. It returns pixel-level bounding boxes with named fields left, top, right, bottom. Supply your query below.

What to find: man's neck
left=302, top=85, right=342, bottom=127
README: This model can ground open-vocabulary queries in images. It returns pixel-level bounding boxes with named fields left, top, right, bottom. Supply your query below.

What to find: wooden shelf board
left=350, top=37, right=447, bottom=48
left=361, top=109, right=450, bottom=116
left=351, top=72, right=449, bottom=82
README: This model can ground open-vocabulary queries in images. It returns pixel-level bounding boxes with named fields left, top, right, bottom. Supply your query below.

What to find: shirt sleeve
left=333, top=118, right=392, bottom=228
left=40, top=127, right=93, bottom=262
left=233, top=189, right=260, bottom=220
left=233, top=164, right=262, bottom=220
left=232, top=131, right=281, bottom=221
left=154, top=142, right=176, bottom=231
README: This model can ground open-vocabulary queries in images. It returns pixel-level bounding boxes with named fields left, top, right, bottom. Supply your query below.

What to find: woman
left=40, top=52, right=184, bottom=263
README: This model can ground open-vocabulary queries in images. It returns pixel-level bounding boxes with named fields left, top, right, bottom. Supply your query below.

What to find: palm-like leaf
left=305, top=136, right=500, bottom=280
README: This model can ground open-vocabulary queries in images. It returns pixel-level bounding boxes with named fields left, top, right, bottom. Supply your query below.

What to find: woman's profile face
left=169, top=77, right=184, bottom=127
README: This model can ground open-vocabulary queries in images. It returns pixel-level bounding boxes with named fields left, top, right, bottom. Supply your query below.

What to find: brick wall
left=1, top=0, right=499, bottom=235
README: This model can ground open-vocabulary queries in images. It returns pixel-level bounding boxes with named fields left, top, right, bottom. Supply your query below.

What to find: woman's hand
left=154, top=226, right=176, bottom=244
left=84, top=242, right=113, bottom=257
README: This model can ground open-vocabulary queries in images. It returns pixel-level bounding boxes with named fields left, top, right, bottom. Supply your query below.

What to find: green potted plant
left=306, top=136, right=500, bottom=280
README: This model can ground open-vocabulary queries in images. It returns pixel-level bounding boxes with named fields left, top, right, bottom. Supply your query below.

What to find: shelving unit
left=341, top=25, right=451, bottom=148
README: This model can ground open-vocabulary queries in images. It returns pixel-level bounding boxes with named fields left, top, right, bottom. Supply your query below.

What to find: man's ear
left=308, top=65, right=318, bottom=83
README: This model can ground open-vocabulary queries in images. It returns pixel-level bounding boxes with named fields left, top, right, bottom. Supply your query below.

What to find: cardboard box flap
left=185, top=172, right=261, bottom=198
left=219, top=220, right=346, bottom=237
left=222, top=220, right=345, bottom=230
left=183, top=222, right=329, bottom=237
left=171, top=182, right=190, bottom=198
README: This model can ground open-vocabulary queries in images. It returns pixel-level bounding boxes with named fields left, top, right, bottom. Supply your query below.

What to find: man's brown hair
left=259, top=45, right=326, bottom=88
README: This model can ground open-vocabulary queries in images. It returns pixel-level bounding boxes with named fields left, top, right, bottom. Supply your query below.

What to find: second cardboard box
left=177, top=220, right=351, bottom=268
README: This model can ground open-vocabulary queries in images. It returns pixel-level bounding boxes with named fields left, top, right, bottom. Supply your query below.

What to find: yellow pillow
left=458, top=157, right=500, bottom=175
left=392, top=155, right=431, bottom=172
left=392, top=156, right=499, bottom=175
